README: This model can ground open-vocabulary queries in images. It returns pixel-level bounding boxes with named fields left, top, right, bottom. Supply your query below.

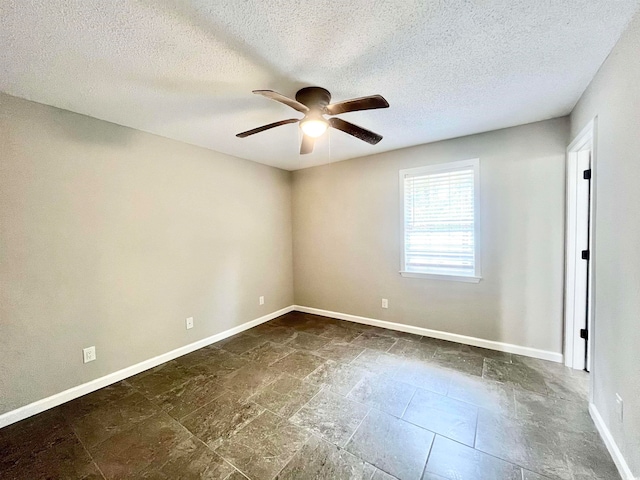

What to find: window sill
left=399, top=271, right=482, bottom=283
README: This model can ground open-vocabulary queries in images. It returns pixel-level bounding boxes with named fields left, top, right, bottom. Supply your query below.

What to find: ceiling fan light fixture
left=300, top=117, right=328, bottom=138
left=237, top=87, right=388, bottom=154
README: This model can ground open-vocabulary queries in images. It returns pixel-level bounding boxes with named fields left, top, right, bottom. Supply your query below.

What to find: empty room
left=1, top=1, right=639, bottom=479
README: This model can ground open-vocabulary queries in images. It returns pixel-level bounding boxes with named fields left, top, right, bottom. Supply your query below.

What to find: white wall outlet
left=83, top=346, right=96, bottom=364
left=259, top=296, right=265, bottom=305
left=615, top=393, right=624, bottom=422
left=381, top=298, right=389, bottom=309
left=186, top=317, right=194, bottom=330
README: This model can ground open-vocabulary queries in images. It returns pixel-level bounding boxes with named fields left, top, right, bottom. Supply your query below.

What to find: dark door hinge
left=580, top=329, right=589, bottom=340
left=581, top=250, right=590, bottom=260
left=583, top=169, right=592, bottom=180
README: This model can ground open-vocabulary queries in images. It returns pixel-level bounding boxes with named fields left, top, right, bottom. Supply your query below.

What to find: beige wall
left=293, top=118, right=569, bottom=354
left=570, top=12, right=640, bottom=476
left=0, top=93, right=294, bottom=414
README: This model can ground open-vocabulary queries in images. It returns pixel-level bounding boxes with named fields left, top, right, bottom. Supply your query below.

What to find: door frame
left=564, top=118, right=597, bottom=371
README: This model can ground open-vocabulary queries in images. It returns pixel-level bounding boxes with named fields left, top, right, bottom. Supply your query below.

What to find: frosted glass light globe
left=300, top=118, right=328, bottom=138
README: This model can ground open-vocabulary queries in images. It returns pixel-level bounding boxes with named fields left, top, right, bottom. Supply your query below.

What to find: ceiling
left=1, top=1, right=638, bottom=170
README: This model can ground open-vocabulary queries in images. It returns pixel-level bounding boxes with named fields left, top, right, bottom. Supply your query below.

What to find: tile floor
left=0, top=311, right=620, bottom=479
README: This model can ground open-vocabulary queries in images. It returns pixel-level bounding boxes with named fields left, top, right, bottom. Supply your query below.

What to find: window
left=399, top=159, right=481, bottom=282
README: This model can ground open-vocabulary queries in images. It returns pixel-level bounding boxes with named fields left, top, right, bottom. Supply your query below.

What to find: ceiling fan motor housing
left=295, top=87, right=332, bottom=110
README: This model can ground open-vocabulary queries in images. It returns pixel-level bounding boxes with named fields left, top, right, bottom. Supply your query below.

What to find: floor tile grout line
left=399, top=386, right=418, bottom=419
left=300, top=358, right=333, bottom=385
left=177, top=385, right=252, bottom=426
left=130, top=347, right=251, bottom=408
left=205, top=393, right=313, bottom=479
left=221, top=468, right=242, bottom=480
left=89, top=461, right=107, bottom=480
left=370, top=464, right=399, bottom=479
left=351, top=331, right=366, bottom=345
left=419, top=433, right=437, bottom=480
left=273, top=424, right=376, bottom=478
left=286, top=383, right=326, bottom=420
left=66, top=418, right=107, bottom=480
left=267, top=429, right=323, bottom=480
left=342, top=407, right=371, bottom=448
left=384, top=337, right=399, bottom=353
left=445, top=432, right=542, bottom=476
left=330, top=382, right=388, bottom=412
left=342, top=373, right=367, bottom=399
left=348, top=347, right=369, bottom=366
left=367, top=465, right=377, bottom=480
left=394, top=405, right=478, bottom=447
left=216, top=455, right=253, bottom=480
left=243, top=370, right=291, bottom=402
left=472, top=402, right=480, bottom=448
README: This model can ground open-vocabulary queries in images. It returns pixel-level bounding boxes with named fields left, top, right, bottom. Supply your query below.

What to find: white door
left=572, top=150, right=592, bottom=370
left=565, top=144, right=593, bottom=371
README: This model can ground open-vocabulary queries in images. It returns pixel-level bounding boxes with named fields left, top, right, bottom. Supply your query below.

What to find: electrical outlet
left=616, top=393, right=624, bottom=422
left=259, top=296, right=265, bottom=305
left=381, top=298, right=389, bottom=309
left=186, top=317, right=194, bottom=330
left=83, top=346, right=96, bottom=364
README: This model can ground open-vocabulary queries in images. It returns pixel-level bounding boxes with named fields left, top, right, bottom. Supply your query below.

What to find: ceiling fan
left=236, top=87, right=389, bottom=154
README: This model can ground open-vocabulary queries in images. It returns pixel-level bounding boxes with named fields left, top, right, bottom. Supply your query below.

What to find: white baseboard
left=589, top=403, right=636, bottom=480
left=0, top=305, right=294, bottom=429
left=0, top=304, right=564, bottom=430
left=294, top=305, right=563, bottom=363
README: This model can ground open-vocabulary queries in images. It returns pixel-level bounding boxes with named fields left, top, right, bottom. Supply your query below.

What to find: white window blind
left=400, top=160, right=480, bottom=281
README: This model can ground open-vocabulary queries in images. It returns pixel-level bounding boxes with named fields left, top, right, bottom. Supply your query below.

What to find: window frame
left=399, top=158, right=482, bottom=283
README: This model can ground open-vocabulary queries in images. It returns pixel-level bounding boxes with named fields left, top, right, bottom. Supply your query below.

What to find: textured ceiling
left=1, top=1, right=638, bottom=170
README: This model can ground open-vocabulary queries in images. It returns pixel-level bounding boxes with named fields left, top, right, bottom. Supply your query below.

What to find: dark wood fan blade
left=328, top=117, right=383, bottom=145
left=253, top=90, right=310, bottom=113
left=325, top=95, right=389, bottom=115
left=236, top=118, right=299, bottom=138
left=300, top=135, right=315, bottom=154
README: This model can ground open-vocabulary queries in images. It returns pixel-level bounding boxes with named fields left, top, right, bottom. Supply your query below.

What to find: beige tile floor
left=0, top=311, right=619, bottom=479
